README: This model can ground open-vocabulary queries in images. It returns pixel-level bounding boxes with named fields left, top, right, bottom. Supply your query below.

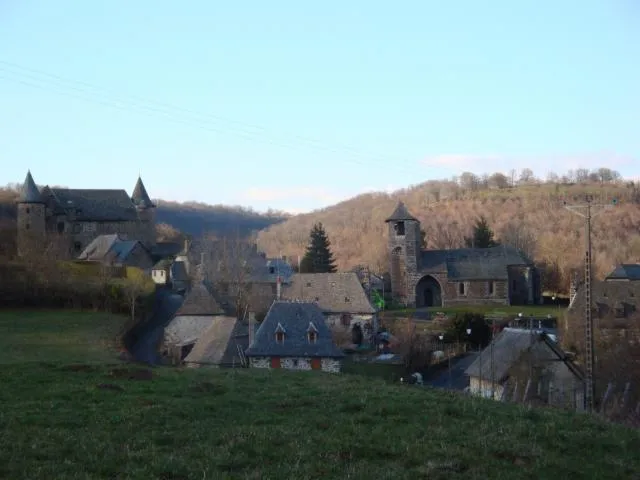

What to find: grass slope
left=1, top=310, right=639, bottom=479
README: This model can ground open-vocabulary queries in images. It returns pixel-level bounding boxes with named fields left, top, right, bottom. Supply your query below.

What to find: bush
left=445, top=312, right=491, bottom=347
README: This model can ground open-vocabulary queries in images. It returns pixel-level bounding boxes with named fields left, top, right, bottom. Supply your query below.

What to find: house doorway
left=311, top=358, right=321, bottom=370
left=271, top=357, right=281, bottom=369
left=415, top=275, right=442, bottom=307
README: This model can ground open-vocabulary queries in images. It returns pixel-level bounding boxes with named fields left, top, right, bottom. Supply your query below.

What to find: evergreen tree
left=300, top=223, right=337, bottom=273
left=465, top=215, right=498, bottom=248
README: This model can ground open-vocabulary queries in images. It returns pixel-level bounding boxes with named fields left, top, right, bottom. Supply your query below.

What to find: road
left=427, top=352, right=479, bottom=391
left=130, top=287, right=184, bottom=365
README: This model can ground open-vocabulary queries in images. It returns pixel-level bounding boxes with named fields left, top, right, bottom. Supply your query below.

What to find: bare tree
left=123, top=269, right=151, bottom=323
left=200, top=231, right=262, bottom=317
left=488, top=172, right=509, bottom=189
left=518, top=168, right=535, bottom=185
left=498, top=221, right=537, bottom=259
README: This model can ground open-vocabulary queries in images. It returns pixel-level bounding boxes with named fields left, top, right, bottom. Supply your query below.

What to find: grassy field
left=381, top=304, right=565, bottom=319
left=1, top=310, right=640, bottom=479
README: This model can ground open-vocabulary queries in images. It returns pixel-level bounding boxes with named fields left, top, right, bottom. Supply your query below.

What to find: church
left=16, top=170, right=157, bottom=258
left=386, top=202, right=541, bottom=308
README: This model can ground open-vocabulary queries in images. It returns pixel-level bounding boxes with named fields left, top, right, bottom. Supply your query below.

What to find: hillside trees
left=300, top=223, right=337, bottom=273
left=464, top=216, right=498, bottom=248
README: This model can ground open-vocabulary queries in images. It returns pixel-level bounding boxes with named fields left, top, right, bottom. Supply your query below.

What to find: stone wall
left=250, top=357, right=271, bottom=369
left=469, top=376, right=505, bottom=400
left=249, top=356, right=342, bottom=373
left=321, top=358, right=342, bottom=373
left=325, top=313, right=376, bottom=331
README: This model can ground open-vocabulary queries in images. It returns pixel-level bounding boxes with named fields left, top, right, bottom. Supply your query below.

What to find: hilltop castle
left=17, top=170, right=157, bottom=257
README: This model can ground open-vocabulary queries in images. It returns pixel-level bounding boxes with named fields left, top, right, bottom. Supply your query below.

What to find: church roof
left=131, top=177, right=155, bottom=208
left=19, top=171, right=43, bottom=204
left=385, top=201, right=418, bottom=222
left=421, top=245, right=532, bottom=281
left=174, top=282, right=226, bottom=316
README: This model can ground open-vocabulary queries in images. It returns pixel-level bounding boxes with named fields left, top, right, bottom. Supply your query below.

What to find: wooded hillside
left=256, top=168, right=640, bottom=294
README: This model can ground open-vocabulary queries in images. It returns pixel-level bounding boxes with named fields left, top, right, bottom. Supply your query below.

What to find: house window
left=275, top=332, right=285, bottom=343
left=395, top=221, right=405, bottom=236
left=314, top=297, right=320, bottom=302
left=292, top=359, right=299, bottom=367
left=25, top=207, right=30, bottom=214
left=458, top=282, right=466, bottom=296
left=615, top=304, right=626, bottom=318
left=57, top=222, right=65, bottom=233
left=269, top=266, right=275, bottom=274
left=72, top=224, right=81, bottom=234
left=308, top=331, right=317, bottom=344
left=306, top=282, right=312, bottom=287
left=488, top=281, right=494, bottom=295
left=73, top=241, right=82, bottom=252
left=341, top=313, right=352, bottom=327
left=344, top=296, right=350, bottom=303
left=512, top=279, right=517, bottom=291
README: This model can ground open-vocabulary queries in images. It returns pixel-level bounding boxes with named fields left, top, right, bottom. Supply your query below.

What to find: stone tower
left=131, top=176, right=156, bottom=248
left=16, top=170, right=46, bottom=256
left=385, top=201, right=421, bottom=305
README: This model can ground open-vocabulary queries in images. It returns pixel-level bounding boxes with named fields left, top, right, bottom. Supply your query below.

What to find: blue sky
left=1, top=1, right=639, bottom=213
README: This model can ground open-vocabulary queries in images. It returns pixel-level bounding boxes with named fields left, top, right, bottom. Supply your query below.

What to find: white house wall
left=325, top=313, right=376, bottom=330
left=249, top=356, right=342, bottom=373
left=469, top=376, right=505, bottom=400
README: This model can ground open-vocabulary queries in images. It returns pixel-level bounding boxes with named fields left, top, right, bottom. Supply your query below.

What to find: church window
left=395, top=221, right=405, bottom=236
left=488, top=281, right=494, bottom=295
left=458, top=282, right=466, bottom=296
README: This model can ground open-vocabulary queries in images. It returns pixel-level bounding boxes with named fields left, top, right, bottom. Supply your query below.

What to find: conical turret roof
left=385, top=201, right=418, bottom=222
left=131, top=176, right=155, bottom=208
left=19, top=170, right=44, bottom=204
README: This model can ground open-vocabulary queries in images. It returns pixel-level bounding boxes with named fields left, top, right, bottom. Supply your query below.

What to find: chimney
left=276, top=276, right=282, bottom=300
left=183, top=237, right=189, bottom=254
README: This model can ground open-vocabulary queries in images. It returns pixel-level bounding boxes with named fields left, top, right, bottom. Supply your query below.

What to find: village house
left=182, top=315, right=253, bottom=368
left=16, top=170, right=161, bottom=257
left=465, top=328, right=585, bottom=410
left=280, top=272, right=378, bottom=342
left=385, top=201, right=541, bottom=308
left=162, top=282, right=236, bottom=362
left=77, top=233, right=155, bottom=270
left=245, top=301, right=345, bottom=372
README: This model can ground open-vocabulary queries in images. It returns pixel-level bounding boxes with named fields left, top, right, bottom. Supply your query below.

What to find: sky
left=1, top=1, right=639, bottom=213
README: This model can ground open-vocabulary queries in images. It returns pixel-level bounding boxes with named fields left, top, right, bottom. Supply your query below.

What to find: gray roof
left=175, top=282, right=225, bottom=316
left=150, top=242, right=183, bottom=259
left=281, top=273, right=376, bottom=314
left=184, top=317, right=251, bottom=366
left=45, top=187, right=139, bottom=221
left=77, top=234, right=144, bottom=264
left=569, top=279, right=640, bottom=326
left=245, top=301, right=345, bottom=358
left=385, top=201, right=419, bottom=222
left=421, top=245, right=532, bottom=280
left=19, top=171, right=44, bottom=203
left=131, top=176, right=155, bottom=208
left=605, top=264, right=640, bottom=281
left=171, top=261, right=189, bottom=283
left=464, top=328, right=583, bottom=382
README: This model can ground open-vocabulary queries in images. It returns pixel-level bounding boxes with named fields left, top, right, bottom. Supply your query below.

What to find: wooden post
left=523, top=378, right=532, bottom=404
left=621, top=382, right=631, bottom=412
left=600, top=382, right=614, bottom=415
left=512, top=380, right=519, bottom=403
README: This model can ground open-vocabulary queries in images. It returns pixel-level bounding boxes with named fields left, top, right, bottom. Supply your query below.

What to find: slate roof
left=171, top=261, right=189, bottom=283
left=605, top=264, right=640, bottom=281
left=45, top=187, right=139, bottom=221
left=569, top=278, right=640, bottom=325
left=174, top=282, right=225, bottom=316
left=77, top=234, right=145, bottom=264
left=245, top=301, right=345, bottom=358
left=464, top=328, right=582, bottom=382
left=385, top=201, right=419, bottom=222
left=421, top=245, right=532, bottom=280
left=150, top=242, right=183, bottom=260
left=184, top=318, right=251, bottom=366
left=131, top=176, right=155, bottom=208
left=281, top=273, right=376, bottom=314
left=19, top=171, right=44, bottom=203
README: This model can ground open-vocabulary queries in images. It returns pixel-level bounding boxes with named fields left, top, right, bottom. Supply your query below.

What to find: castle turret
left=131, top=176, right=156, bottom=247
left=385, top=201, right=422, bottom=305
left=17, top=170, right=46, bottom=256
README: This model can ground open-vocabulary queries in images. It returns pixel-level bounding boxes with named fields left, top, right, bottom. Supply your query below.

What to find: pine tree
left=465, top=215, right=499, bottom=248
left=300, top=223, right=337, bottom=273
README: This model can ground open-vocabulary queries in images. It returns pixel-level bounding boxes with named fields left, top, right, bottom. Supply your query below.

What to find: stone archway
left=415, top=275, right=442, bottom=308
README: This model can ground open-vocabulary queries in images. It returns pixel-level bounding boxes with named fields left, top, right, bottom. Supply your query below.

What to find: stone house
left=77, top=234, right=154, bottom=270
left=245, top=301, right=345, bottom=372
left=162, top=282, right=236, bottom=362
left=151, top=258, right=190, bottom=292
left=385, top=202, right=541, bottom=308
left=16, top=170, right=157, bottom=257
left=465, top=327, right=585, bottom=410
left=280, top=272, right=378, bottom=339
left=183, top=316, right=253, bottom=368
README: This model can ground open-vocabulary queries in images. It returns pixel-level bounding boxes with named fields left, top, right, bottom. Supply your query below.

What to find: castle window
left=458, top=282, right=466, bottom=296
left=488, top=281, right=494, bottom=295
left=395, top=221, right=405, bottom=236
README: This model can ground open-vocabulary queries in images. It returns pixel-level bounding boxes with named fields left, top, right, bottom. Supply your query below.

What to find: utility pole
left=564, top=194, right=617, bottom=413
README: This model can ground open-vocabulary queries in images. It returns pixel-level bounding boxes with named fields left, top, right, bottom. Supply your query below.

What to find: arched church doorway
left=415, top=275, right=442, bottom=308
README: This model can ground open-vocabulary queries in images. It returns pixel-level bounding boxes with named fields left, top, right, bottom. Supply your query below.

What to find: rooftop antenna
left=564, top=194, right=617, bottom=413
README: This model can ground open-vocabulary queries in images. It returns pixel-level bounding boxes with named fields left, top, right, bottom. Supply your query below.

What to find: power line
left=0, top=60, right=422, bottom=174
left=563, top=194, right=617, bottom=413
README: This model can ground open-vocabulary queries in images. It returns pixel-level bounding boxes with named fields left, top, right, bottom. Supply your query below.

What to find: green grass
left=0, top=310, right=128, bottom=365
left=1, top=310, right=639, bottom=479
left=382, top=304, right=565, bottom=318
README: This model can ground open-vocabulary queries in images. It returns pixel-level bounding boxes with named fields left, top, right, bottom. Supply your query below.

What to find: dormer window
left=307, top=322, right=318, bottom=344
left=394, top=221, right=405, bottom=236
left=275, top=322, right=286, bottom=344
